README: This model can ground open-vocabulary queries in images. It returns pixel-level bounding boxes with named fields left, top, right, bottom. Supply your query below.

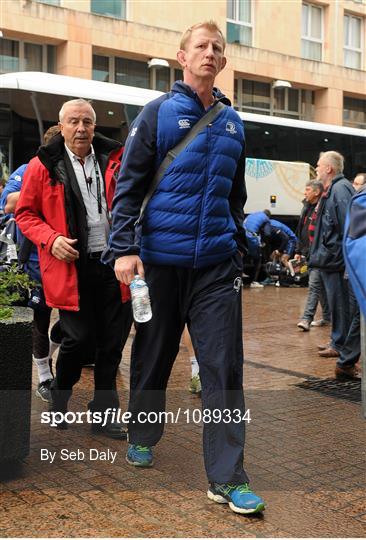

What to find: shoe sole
left=126, top=456, right=153, bottom=467
left=35, top=389, right=51, bottom=403
left=297, top=326, right=310, bottom=331
left=207, top=490, right=265, bottom=514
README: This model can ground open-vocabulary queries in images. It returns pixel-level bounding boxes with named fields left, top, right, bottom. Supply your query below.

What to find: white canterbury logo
left=178, top=119, right=190, bottom=129
left=226, top=121, right=237, bottom=135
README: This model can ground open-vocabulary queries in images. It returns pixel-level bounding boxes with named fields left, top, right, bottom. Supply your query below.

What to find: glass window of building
left=235, top=78, right=314, bottom=120
left=242, top=80, right=270, bottom=113
left=92, top=54, right=110, bottom=82
left=24, top=43, right=43, bottom=71
left=0, top=39, right=19, bottom=73
left=302, top=2, right=323, bottom=61
left=343, top=96, right=366, bottom=129
left=227, top=0, right=252, bottom=46
left=0, top=39, right=55, bottom=74
left=344, top=14, right=362, bottom=69
left=93, top=54, right=180, bottom=91
left=115, top=58, right=149, bottom=88
left=91, top=0, right=126, bottom=19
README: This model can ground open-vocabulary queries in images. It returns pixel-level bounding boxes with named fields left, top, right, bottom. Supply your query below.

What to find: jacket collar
left=171, top=80, right=231, bottom=106
left=37, top=132, right=122, bottom=176
left=323, top=174, right=346, bottom=198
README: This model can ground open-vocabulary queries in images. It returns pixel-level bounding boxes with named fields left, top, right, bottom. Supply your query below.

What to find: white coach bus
left=1, top=71, right=365, bottom=221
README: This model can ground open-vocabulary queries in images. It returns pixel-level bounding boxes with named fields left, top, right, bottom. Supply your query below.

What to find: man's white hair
left=59, top=99, right=96, bottom=123
left=320, top=151, right=344, bottom=174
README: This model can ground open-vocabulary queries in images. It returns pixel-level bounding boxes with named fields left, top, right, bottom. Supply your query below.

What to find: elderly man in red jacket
left=16, top=99, right=131, bottom=438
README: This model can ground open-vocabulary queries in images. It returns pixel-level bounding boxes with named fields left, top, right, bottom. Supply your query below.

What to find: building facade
left=0, top=0, right=365, bottom=129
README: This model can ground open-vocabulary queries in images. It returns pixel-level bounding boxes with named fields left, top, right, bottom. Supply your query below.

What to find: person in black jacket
left=308, top=151, right=358, bottom=379
left=296, top=180, right=330, bottom=331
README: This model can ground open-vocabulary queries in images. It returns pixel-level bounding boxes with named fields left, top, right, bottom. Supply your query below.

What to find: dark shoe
left=297, top=319, right=310, bottom=331
left=48, top=410, right=68, bottom=430
left=335, top=365, right=360, bottom=380
left=91, top=421, right=127, bottom=440
left=48, top=402, right=68, bottom=430
left=318, top=343, right=331, bottom=351
left=319, top=347, right=340, bottom=358
left=35, top=379, right=53, bottom=403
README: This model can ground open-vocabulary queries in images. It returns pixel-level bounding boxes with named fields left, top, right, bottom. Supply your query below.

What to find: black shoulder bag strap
left=136, top=101, right=226, bottom=225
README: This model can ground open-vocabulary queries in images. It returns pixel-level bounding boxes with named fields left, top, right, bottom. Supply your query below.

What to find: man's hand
left=51, top=236, right=79, bottom=262
left=114, top=255, right=144, bottom=285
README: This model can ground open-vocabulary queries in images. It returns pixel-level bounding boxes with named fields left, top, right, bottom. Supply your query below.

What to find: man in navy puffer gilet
left=104, top=21, right=265, bottom=514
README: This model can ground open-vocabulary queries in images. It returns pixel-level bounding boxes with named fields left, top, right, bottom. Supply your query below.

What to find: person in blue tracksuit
left=244, top=210, right=271, bottom=258
left=243, top=210, right=271, bottom=286
left=269, top=219, right=297, bottom=259
left=103, top=21, right=265, bottom=514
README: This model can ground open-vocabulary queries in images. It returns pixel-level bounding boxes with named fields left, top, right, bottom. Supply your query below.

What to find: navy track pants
left=128, top=252, right=249, bottom=484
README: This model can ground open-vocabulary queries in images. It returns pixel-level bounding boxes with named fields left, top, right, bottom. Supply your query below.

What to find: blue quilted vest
left=343, top=187, right=366, bottom=318
left=140, top=89, right=245, bottom=268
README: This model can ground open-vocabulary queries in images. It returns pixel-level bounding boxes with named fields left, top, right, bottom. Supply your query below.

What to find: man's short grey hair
left=306, top=179, right=323, bottom=193
left=319, top=151, right=344, bottom=174
left=59, top=99, right=96, bottom=123
left=354, top=172, right=366, bottom=185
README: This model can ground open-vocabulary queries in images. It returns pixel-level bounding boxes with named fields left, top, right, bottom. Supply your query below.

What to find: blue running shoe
left=207, top=482, right=265, bottom=514
left=126, top=444, right=153, bottom=467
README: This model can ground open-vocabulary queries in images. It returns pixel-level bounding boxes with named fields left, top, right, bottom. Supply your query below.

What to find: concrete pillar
left=314, top=87, right=343, bottom=125
left=216, top=67, right=235, bottom=105
left=56, top=41, right=92, bottom=79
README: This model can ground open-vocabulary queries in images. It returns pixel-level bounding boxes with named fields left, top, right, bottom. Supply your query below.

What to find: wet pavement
left=0, top=286, right=365, bottom=537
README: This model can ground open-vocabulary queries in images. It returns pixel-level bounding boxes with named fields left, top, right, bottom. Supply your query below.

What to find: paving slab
left=0, top=287, right=365, bottom=537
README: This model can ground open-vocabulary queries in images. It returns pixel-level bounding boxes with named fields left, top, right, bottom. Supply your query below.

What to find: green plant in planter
left=0, top=264, right=34, bottom=320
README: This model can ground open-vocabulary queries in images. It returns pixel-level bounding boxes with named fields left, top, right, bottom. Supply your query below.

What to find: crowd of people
left=243, top=152, right=364, bottom=380
left=0, top=19, right=364, bottom=517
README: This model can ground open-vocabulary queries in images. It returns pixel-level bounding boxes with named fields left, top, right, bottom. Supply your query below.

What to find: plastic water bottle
left=129, top=275, right=152, bottom=323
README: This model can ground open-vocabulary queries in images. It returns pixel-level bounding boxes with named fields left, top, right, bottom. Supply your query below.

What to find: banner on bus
left=245, top=158, right=310, bottom=216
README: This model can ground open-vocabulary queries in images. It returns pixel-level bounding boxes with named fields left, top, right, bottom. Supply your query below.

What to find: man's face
left=177, top=28, right=226, bottom=84
left=353, top=175, right=365, bottom=192
left=304, top=185, right=320, bottom=204
left=315, top=156, right=332, bottom=184
left=59, top=103, right=95, bottom=158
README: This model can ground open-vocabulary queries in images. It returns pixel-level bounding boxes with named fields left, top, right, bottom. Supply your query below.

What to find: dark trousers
left=33, top=309, right=62, bottom=360
left=320, top=271, right=350, bottom=351
left=33, top=307, right=52, bottom=358
left=52, top=259, right=132, bottom=412
left=128, top=253, right=249, bottom=484
left=338, top=280, right=360, bottom=368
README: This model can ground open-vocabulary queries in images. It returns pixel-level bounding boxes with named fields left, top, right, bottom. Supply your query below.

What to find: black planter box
left=0, top=307, right=33, bottom=462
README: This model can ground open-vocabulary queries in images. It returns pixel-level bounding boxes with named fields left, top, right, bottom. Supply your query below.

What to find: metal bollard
left=361, top=315, right=366, bottom=419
